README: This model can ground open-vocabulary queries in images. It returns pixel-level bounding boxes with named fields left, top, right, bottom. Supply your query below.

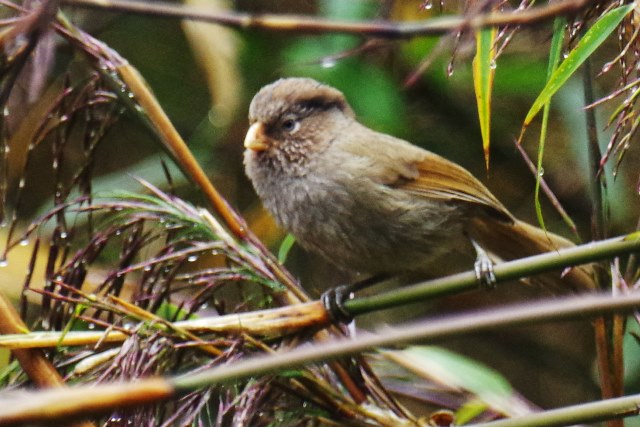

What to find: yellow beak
left=244, top=122, right=271, bottom=152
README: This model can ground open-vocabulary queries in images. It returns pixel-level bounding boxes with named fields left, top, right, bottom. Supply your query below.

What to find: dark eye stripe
left=300, top=98, right=325, bottom=112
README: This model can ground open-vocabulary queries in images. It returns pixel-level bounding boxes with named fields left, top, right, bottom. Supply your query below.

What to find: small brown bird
left=243, top=78, right=593, bottom=300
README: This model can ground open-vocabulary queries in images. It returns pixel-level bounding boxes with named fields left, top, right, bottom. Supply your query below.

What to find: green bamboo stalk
left=468, top=393, right=640, bottom=427
left=345, top=235, right=640, bottom=316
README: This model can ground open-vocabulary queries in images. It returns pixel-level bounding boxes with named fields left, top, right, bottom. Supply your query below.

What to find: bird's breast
left=249, top=158, right=469, bottom=274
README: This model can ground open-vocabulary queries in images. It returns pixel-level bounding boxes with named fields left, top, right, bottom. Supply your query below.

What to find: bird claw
left=321, top=285, right=354, bottom=324
left=470, top=238, right=497, bottom=290
left=320, top=274, right=389, bottom=324
left=474, top=257, right=496, bottom=290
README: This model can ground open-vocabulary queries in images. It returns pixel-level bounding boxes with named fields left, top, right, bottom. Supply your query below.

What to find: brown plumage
left=243, top=77, right=593, bottom=291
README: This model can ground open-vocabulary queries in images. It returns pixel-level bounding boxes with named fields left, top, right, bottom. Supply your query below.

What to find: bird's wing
left=391, top=150, right=513, bottom=222
left=338, top=125, right=513, bottom=222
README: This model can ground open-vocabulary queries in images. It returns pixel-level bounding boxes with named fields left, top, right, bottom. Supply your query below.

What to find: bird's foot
left=321, top=285, right=354, bottom=324
left=320, top=274, right=389, bottom=324
left=474, top=257, right=496, bottom=290
left=471, top=239, right=497, bottom=290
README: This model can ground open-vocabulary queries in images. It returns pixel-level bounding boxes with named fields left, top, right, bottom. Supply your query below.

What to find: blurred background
left=2, top=0, right=640, bottom=420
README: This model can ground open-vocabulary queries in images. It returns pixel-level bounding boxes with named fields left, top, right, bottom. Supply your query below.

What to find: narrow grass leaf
left=473, top=26, right=497, bottom=169
left=278, top=233, right=296, bottom=264
left=524, top=4, right=634, bottom=126
left=534, top=17, right=566, bottom=232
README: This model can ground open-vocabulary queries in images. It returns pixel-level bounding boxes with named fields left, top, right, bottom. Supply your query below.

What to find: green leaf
left=626, top=231, right=640, bottom=241
left=524, top=4, right=634, bottom=126
left=473, top=26, right=496, bottom=169
left=534, top=17, right=566, bottom=232
left=384, top=346, right=529, bottom=418
left=456, top=399, right=490, bottom=425
left=155, top=302, right=197, bottom=321
left=58, top=304, right=88, bottom=347
left=278, top=234, right=296, bottom=264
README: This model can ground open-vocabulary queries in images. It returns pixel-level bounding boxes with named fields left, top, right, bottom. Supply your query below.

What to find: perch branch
left=60, top=0, right=597, bottom=37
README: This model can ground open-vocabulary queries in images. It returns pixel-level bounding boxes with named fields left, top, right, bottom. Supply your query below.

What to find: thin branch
left=0, top=301, right=327, bottom=349
left=0, top=379, right=174, bottom=426
left=467, top=393, right=640, bottom=427
left=60, top=0, right=596, bottom=37
left=513, top=141, right=579, bottom=239
left=583, top=53, right=622, bottom=423
left=345, top=235, right=640, bottom=317
left=583, top=58, right=607, bottom=242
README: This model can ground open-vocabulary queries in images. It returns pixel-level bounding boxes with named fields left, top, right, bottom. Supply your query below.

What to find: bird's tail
left=466, top=217, right=595, bottom=291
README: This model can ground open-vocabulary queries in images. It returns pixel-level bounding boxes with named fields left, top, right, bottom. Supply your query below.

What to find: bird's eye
left=281, top=118, right=300, bottom=133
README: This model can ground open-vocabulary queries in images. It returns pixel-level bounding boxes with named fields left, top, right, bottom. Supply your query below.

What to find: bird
left=243, top=77, right=593, bottom=317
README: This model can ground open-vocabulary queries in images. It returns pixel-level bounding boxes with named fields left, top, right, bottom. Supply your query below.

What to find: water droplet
left=59, top=231, right=68, bottom=239
left=19, top=238, right=29, bottom=246
left=538, top=167, right=545, bottom=177
left=490, top=59, right=497, bottom=69
left=187, top=255, right=198, bottom=262
left=143, top=265, right=152, bottom=272
left=0, top=258, right=8, bottom=268
left=320, top=57, right=336, bottom=69
left=422, top=0, right=433, bottom=9
left=446, top=62, right=455, bottom=77
left=18, top=178, right=25, bottom=189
